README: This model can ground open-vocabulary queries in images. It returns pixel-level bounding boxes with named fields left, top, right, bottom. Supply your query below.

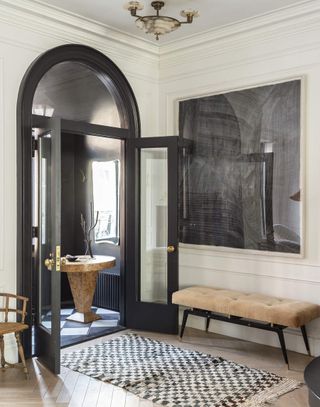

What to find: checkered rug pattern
left=61, top=333, right=301, bottom=407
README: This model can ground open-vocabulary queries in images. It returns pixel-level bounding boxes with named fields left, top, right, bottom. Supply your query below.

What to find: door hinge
left=32, top=226, right=38, bottom=238
left=32, top=137, right=38, bottom=157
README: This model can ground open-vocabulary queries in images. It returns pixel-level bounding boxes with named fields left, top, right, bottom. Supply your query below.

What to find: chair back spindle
left=0, top=293, right=28, bottom=323
left=0, top=292, right=30, bottom=377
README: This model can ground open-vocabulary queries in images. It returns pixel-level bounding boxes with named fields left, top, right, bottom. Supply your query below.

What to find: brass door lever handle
left=44, top=254, right=55, bottom=270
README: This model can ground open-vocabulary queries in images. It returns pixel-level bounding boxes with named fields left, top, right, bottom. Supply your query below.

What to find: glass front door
left=31, top=117, right=179, bottom=374
left=126, top=137, right=179, bottom=333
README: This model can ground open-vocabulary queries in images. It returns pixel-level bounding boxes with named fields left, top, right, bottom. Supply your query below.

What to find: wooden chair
left=0, top=293, right=29, bottom=377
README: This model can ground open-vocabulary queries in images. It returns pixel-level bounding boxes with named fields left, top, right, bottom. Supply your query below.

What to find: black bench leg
left=301, top=325, right=311, bottom=356
left=180, top=309, right=190, bottom=339
left=277, top=328, right=289, bottom=366
left=206, top=316, right=211, bottom=332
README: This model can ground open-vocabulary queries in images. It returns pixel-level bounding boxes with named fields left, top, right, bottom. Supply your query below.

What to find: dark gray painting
left=179, top=80, right=301, bottom=253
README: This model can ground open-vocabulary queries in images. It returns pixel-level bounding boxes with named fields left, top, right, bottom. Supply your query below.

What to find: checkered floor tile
left=40, top=306, right=122, bottom=347
left=61, top=327, right=89, bottom=336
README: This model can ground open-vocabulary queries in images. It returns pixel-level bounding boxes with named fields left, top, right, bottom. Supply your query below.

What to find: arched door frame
left=17, top=44, right=140, bottom=357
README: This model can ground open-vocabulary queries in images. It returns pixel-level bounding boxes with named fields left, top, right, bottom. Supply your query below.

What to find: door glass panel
left=38, top=134, right=52, bottom=331
left=32, top=61, right=125, bottom=128
left=140, top=148, right=168, bottom=304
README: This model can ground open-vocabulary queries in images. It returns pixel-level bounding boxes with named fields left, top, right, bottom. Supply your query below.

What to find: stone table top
left=61, top=255, right=116, bottom=273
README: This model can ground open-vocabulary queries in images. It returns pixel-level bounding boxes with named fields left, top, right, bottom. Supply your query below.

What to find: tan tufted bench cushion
left=172, top=286, right=320, bottom=328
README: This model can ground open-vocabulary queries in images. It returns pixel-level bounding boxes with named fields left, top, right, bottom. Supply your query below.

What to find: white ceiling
left=38, top=0, right=308, bottom=43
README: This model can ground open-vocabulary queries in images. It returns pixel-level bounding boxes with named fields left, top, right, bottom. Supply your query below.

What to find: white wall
left=159, top=0, right=320, bottom=356
left=0, top=0, right=159, bottom=360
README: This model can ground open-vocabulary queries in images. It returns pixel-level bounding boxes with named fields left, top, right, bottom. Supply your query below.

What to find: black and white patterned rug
left=61, top=333, right=301, bottom=407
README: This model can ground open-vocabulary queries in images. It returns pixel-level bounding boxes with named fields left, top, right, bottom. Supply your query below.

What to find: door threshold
left=60, top=325, right=126, bottom=348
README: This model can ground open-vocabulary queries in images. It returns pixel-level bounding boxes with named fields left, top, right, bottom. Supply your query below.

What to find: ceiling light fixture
left=124, top=1, right=199, bottom=41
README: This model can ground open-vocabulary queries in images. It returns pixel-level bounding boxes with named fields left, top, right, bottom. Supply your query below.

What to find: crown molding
left=159, top=32, right=320, bottom=82
left=158, top=1, right=320, bottom=81
left=0, top=0, right=159, bottom=57
left=0, top=0, right=319, bottom=60
left=160, top=0, right=320, bottom=56
left=0, top=0, right=319, bottom=83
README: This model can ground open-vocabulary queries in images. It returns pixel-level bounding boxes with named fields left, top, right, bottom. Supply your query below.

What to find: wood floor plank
left=138, top=399, right=154, bottom=407
left=0, top=328, right=310, bottom=407
left=96, top=382, right=114, bottom=407
left=34, top=367, right=64, bottom=398
left=0, top=403, right=59, bottom=407
left=125, top=392, right=141, bottom=407
left=82, top=377, right=102, bottom=407
left=56, top=369, right=79, bottom=403
left=111, top=387, right=126, bottom=407
left=43, top=373, right=70, bottom=400
left=68, top=373, right=90, bottom=407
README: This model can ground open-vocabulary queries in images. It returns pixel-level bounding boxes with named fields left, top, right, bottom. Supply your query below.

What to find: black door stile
left=33, top=115, right=61, bottom=374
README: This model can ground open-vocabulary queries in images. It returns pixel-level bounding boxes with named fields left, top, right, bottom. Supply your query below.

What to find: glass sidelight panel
left=38, top=134, right=53, bottom=330
left=140, top=148, right=168, bottom=304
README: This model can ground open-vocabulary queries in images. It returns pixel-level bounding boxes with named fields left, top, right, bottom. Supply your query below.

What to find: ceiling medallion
left=124, top=1, right=199, bottom=40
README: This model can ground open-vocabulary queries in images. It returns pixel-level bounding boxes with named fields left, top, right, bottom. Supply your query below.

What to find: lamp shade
left=135, top=16, right=180, bottom=35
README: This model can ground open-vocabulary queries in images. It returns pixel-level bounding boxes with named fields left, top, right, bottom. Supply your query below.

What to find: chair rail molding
left=179, top=248, right=320, bottom=285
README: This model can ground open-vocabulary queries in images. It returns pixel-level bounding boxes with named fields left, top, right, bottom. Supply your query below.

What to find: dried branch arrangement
left=80, top=202, right=99, bottom=258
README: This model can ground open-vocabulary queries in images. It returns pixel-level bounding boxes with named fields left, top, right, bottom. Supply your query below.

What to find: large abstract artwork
left=179, top=80, right=301, bottom=254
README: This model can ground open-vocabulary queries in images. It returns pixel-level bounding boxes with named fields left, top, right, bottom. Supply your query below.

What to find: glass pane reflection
left=33, top=61, right=124, bottom=128
left=38, top=134, right=52, bottom=331
left=140, top=148, right=168, bottom=304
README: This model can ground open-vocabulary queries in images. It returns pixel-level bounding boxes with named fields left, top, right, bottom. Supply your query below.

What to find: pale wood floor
left=0, top=328, right=311, bottom=406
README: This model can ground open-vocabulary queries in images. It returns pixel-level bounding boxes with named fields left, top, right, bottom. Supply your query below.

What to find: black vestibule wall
left=61, top=133, right=122, bottom=311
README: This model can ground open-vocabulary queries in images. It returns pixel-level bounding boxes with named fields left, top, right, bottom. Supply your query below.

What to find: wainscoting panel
left=159, top=3, right=320, bottom=356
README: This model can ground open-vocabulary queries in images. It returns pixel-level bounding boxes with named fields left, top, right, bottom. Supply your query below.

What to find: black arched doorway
left=17, top=44, right=179, bottom=374
left=17, top=44, right=140, bottom=370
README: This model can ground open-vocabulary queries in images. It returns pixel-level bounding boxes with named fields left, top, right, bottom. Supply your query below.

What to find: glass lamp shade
left=135, top=16, right=181, bottom=36
left=124, top=1, right=144, bottom=10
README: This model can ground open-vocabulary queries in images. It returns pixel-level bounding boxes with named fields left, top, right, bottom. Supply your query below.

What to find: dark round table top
left=305, top=357, right=320, bottom=403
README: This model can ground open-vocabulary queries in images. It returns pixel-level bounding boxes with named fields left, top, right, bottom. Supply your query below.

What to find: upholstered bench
left=172, top=286, right=320, bottom=365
